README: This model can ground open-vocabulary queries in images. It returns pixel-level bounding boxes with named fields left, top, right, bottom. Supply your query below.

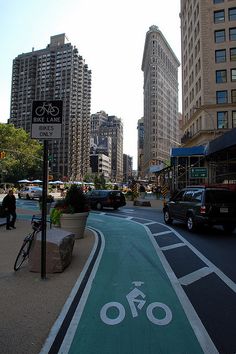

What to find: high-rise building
left=91, top=112, right=123, bottom=182
left=180, top=0, right=236, bottom=146
left=137, top=117, right=144, bottom=179
left=141, top=25, right=180, bottom=177
left=9, top=34, right=91, bottom=181
left=123, top=154, right=133, bottom=183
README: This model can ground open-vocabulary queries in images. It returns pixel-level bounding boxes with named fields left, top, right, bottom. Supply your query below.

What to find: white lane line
left=179, top=267, right=213, bottom=286
left=144, top=221, right=156, bottom=225
left=142, top=223, right=219, bottom=354
left=153, top=230, right=172, bottom=236
left=40, top=227, right=105, bottom=354
left=160, top=243, right=186, bottom=251
left=162, top=224, right=236, bottom=294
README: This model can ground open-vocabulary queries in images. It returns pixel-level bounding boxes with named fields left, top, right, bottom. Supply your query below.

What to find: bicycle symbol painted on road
left=100, top=281, right=172, bottom=326
left=35, top=102, right=59, bottom=116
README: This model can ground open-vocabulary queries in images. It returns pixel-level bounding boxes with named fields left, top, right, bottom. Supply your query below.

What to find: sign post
left=31, top=100, right=63, bottom=279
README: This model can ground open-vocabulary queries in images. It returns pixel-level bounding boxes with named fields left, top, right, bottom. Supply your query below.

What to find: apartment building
left=141, top=25, right=180, bottom=177
left=180, top=0, right=236, bottom=146
left=91, top=112, right=123, bottom=182
left=9, top=34, right=91, bottom=181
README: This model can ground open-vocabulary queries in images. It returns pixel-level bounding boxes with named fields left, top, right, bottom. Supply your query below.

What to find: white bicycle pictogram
left=35, top=102, right=59, bottom=116
left=100, top=281, right=172, bottom=326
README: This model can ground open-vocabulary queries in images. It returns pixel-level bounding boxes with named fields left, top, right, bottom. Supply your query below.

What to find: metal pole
left=41, top=140, right=48, bottom=280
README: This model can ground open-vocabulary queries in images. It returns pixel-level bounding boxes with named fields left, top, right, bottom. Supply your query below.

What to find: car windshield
left=205, top=190, right=236, bottom=203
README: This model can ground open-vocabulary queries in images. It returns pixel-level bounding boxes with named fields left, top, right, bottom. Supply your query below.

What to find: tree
left=0, top=123, right=43, bottom=182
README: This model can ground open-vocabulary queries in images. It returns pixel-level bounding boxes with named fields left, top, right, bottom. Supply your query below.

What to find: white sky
left=0, top=0, right=182, bottom=168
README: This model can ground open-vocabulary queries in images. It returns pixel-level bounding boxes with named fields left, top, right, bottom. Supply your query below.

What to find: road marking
left=142, top=223, right=219, bottom=354
left=39, top=228, right=105, bottom=354
left=144, top=221, right=156, bottom=225
left=178, top=267, right=213, bottom=286
left=152, top=230, right=172, bottom=236
left=160, top=243, right=186, bottom=251
left=161, top=224, right=236, bottom=294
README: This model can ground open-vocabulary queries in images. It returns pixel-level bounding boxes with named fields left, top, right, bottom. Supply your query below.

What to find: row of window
left=214, top=8, right=236, bottom=23
left=217, top=111, right=236, bottom=129
left=216, top=68, right=236, bottom=82
left=215, top=28, right=236, bottom=42
left=215, top=47, right=236, bottom=62
left=216, top=89, right=236, bottom=103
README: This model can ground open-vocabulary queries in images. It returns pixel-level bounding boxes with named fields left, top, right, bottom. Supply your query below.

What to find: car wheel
left=96, top=202, right=103, bottom=210
left=164, top=209, right=173, bottom=224
left=18, top=194, right=21, bottom=199
left=223, top=224, right=235, bottom=234
left=186, top=215, right=195, bottom=232
left=26, top=194, right=30, bottom=200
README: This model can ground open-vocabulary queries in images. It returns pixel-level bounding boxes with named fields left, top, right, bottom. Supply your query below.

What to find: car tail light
left=200, top=205, right=206, bottom=214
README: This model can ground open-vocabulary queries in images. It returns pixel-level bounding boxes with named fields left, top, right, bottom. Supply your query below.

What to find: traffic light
left=0, top=151, right=6, bottom=159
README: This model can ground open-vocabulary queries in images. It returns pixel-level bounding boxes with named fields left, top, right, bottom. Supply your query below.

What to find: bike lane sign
left=31, top=100, right=63, bottom=139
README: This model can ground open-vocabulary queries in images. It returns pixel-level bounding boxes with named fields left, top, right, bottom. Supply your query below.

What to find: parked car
left=87, top=190, right=126, bottom=210
left=163, top=186, right=236, bottom=233
left=18, top=186, right=42, bottom=200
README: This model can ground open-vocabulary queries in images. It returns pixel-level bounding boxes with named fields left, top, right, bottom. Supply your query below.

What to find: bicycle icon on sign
left=100, top=281, right=172, bottom=326
left=35, top=102, right=59, bottom=116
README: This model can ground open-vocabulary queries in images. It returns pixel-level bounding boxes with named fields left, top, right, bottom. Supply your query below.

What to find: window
left=232, top=111, right=236, bottom=127
left=229, top=8, right=236, bottom=21
left=214, top=10, right=225, bottom=23
left=229, top=28, right=236, bottom=41
left=215, top=49, right=226, bottom=62
left=215, top=30, right=225, bottom=43
left=216, top=70, right=227, bottom=83
left=217, top=111, right=228, bottom=128
left=231, top=69, right=236, bottom=81
left=230, top=48, right=236, bottom=61
left=213, top=0, right=224, bottom=3
left=216, top=90, right=228, bottom=103
left=232, top=89, right=236, bottom=103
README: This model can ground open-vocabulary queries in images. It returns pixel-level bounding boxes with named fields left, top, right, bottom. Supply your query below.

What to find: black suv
left=163, top=186, right=236, bottom=233
left=87, top=190, right=126, bottom=210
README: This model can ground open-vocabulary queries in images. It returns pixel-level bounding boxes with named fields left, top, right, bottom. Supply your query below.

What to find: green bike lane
left=42, top=213, right=216, bottom=354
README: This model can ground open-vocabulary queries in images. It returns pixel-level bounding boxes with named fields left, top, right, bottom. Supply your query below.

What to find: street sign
left=31, top=100, right=63, bottom=139
left=190, top=167, right=208, bottom=178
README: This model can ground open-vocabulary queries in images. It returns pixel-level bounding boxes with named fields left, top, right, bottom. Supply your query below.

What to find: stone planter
left=60, top=211, right=89, bottom=239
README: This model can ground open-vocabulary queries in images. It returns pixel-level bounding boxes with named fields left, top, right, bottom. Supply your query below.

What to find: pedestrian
left=139, top=184, right=146, bottom=199
left=2, top=189, right=16, bottom=230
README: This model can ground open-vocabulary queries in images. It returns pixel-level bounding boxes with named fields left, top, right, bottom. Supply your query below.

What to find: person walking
left=2, top=189, right=17, bottom=230
left=139, top=184, right=146, bottom=199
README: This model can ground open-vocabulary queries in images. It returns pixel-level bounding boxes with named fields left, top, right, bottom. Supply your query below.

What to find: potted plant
left=39, top=195, right=54, bottom=214
left=50, top=184, right=90, bottom=239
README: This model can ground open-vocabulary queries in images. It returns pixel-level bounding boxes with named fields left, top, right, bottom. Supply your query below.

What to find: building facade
left=180, top=0, right=236, bottom=147
left=90, top=154, right=111, bottom=181
left=137, top=117, right=144, bottom=179
left=9, top=34, right=91, bottom=181
left=91, top=112, right=123, bottom=182
left=123, top=154, right=133, bottom=183
left=141, top=25, right=180, bottom=177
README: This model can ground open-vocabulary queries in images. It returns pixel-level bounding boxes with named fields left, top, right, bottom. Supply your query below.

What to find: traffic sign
left=31, top=100, right=63, bottom=139
left=190, top=167, right=208, bottom=178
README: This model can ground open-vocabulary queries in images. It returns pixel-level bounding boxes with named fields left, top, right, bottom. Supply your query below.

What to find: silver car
left=18, top=186, right=42, bottom=200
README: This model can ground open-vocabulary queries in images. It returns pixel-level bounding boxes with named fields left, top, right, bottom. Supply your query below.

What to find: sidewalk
left=0, top=218, right=95, bottom=354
